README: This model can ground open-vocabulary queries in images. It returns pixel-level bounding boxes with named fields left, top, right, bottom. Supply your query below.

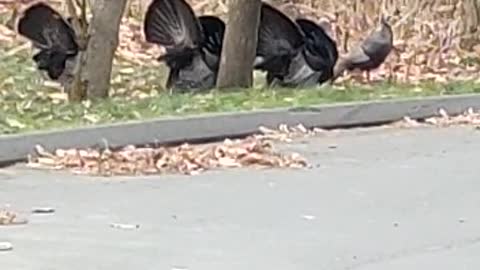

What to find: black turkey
left=143, top=0, right=225, bottom=92
left=255, top=3, right=338, bottom=88
left=16, top=2, right=79, bottom=86
left=332, top=15, right=393, bottom=82
left=295, top=18, right=338, bottom=84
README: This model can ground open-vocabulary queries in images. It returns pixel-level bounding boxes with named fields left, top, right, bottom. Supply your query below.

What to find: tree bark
left=82, top=0, right=128, bottom=99
left=459, top=0, right=480, bottom=50
left=463, top=0, right=480, bottom=34
left=216, top=0, right=261, bottom=89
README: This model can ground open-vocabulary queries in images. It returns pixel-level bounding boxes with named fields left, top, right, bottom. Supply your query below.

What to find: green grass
left=1, top=46, right=480, bottom=135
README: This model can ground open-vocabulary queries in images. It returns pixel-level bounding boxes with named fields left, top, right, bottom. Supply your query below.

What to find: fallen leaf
left=83, top=114, right=100, bottom=124
left=0, top=210, right=28, bottom=226
left=48, top=92, right=68, bottom=101
left=27, top=135, right=309, bottom=177
left=5, top=117, right=26, bottom=129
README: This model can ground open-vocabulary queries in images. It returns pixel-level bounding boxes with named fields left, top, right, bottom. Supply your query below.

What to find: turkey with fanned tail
left=254, top=3, right=338, bottom=88
left=143, top=0, right=225, bottom=92
left=295, top=18, right=338, bottom=84
left=16, top=2, right=80, bottom=86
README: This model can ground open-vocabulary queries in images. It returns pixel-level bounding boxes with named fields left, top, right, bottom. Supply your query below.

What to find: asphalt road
left=1, top=126, right=480, bottom=270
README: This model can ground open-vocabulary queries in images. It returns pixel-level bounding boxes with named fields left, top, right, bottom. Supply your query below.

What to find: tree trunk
left=83, top=0, right=128, bottom=99
left=216, top=0, right=261, bottom=89
left=463, top=0, right=480, bottom=34
left=460, top=0, right=480, bottom=50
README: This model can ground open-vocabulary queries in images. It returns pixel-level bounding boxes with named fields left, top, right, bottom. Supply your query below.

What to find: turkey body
left=144, top=0, right=226, bottom=92
left=332, top=16, right=393, bottom=81
left=17, top=3, right=79, bottom=85
left=255, top=3, right=338, bottom=88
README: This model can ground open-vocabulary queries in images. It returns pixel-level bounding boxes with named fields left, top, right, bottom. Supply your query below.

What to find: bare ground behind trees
left=1, top=0, right=479, bottom=86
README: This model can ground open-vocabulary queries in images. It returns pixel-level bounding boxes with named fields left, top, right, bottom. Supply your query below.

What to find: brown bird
left=332, top=15, right=393, bottom=83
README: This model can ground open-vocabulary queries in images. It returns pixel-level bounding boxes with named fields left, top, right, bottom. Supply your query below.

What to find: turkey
left=143, top=0, right=226, bottom=92
left=295, top=18, right=338, bottom=84
left=332, top=15, right=393, bottom=83
left=16, top=2, right=80, bottom=86
left=254, top=3, right=338, bottom=88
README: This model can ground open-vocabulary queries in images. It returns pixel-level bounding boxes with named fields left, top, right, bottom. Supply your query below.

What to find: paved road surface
left=1, top=126, right=479, bottom=270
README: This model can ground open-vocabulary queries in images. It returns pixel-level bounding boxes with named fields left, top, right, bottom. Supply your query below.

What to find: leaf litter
left=27, top=136, right=309, bottom=177
left=2, top=1, right=480, bottom=176
left=390, top=108, right=480, bottom=128
left=25, top=108, right=480, bottom=178
left=256, top=124, right=327, bottom=142
left=0, top=209, right=28, bottom=226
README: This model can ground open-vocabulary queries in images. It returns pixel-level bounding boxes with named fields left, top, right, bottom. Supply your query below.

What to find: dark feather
left=144, top=0, right=222, bottom=92
left=17, top=3, right=77, bottom=53
left=198, top=15, right=225, bottom=71
left=198, top=15, right=225, bottom=56
left=144, top=0, right=203, bottom=56
left=332, top=16, right=393, bottom=80
left=255, top=3, right=304, bottom=75
left=17, top=3, right=78, bottom=81
left=359, top=17, right=393, bottom=68
left=296, top=18, right=338, bottom=83
left=32, top=49, right=68, bottom=80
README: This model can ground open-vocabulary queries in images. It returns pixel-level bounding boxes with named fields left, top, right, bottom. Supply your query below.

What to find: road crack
left=343, top=236, right=480, bottom=270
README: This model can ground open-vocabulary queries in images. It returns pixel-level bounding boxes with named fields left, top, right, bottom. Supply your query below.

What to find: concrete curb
left=1, top=94, right=480, bottom=165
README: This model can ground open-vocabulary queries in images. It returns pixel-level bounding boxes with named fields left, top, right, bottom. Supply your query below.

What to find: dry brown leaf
left=0, top=210, right=28, bottom=226
left=390, top=108, right=480, bottom=129
left=256, top=124, right=323, bottom=141
left=27, top=136, right=309, bottom=177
